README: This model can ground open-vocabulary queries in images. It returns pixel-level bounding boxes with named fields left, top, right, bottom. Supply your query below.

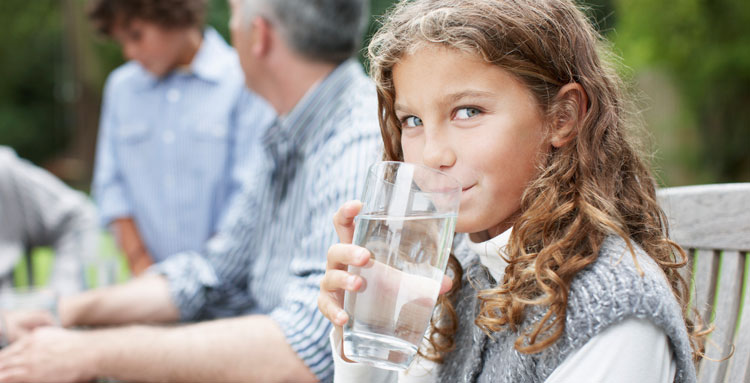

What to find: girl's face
left=393, top=44, right=549, bottom=237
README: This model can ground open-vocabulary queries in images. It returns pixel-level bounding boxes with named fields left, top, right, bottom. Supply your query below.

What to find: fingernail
left=336, top=311, right=348, bottom=325
left=357, top=249, right=370, bottom=261
left=347, top=275, right=358, bottom=289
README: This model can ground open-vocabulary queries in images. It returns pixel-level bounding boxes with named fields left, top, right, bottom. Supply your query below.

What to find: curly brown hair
left=88, top=0, right=208, bottom=36
left=368, top=0, right=705, bottom=361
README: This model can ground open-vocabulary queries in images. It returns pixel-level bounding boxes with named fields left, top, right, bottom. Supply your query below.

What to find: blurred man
left=0, top=146, right=97, bottom=296
left=0, top=0, right=378, bottom=382
left=89, top=0, right=275, bottom=274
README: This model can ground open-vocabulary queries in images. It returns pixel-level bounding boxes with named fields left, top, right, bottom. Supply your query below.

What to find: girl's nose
left=422, top=129, right=456, bottom=171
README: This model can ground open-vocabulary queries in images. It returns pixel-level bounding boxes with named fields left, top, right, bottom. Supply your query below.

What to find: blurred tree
left=0, top=1, right=67, bottom=168
left=207, top=0, right=231, bottom=40
left=614, top=0, right=750, bottom=183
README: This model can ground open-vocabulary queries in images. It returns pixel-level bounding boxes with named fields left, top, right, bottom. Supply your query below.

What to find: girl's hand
left=317, top=200, right=454, bottom=330
left=318, top=201, right=369, bottom=328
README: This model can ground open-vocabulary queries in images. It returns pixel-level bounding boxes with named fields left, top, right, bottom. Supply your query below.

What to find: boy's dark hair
left=88, top=0, right=208, bottom=35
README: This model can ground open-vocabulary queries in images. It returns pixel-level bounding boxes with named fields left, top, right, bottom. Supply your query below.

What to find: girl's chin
left=454, top=219, right=484, bottom=235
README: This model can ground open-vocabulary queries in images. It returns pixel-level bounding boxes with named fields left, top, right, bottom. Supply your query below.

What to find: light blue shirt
left=154, top=60, right=382, bottom=381
left=92, top=28, right=275, bottom=262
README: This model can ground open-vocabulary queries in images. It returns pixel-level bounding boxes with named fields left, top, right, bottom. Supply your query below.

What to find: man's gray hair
left=243, top=0, right=370, bottom=63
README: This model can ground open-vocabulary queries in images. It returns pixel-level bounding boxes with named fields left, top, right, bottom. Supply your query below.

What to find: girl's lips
left=462, top=184, right=475, bottom=192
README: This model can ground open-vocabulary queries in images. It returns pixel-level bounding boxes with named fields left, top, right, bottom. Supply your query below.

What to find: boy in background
left=89, top=0, right=274, bottom=274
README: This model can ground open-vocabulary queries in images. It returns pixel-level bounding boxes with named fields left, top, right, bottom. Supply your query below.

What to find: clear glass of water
left=343, top=161, right=462, bottom=370
left=0, top=287, right=57, bottom=311
left=83, top=257, right=120, bottom=289
left=0, top=287, right=59, bottom=347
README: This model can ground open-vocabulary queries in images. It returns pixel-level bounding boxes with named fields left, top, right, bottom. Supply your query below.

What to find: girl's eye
left=402, top=116, right=423, bottom=128
left=455, top=107, right=481, bottom=120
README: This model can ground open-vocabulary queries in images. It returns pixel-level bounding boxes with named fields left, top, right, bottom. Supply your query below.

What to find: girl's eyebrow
left=394, top=103, right=412, bottom=114
left=444, top=90, right=495, bottom=104
left=394, top=90, right=495, bottom=114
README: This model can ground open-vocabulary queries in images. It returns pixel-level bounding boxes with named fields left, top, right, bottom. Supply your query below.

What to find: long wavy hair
left=368, top=0, right=704, bottom=360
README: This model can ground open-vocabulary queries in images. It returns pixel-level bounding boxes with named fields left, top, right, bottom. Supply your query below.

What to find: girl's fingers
left=321, top=201, right=366, bottom=328
left=317, top=291, right=350, bottom=327
left=320, top=269, right=364, bottom=293
left=439, top=275, right=453, bottom=295
left=327, top=244, right=371, bottom=270
left=332, top=200, right=362, bottom=244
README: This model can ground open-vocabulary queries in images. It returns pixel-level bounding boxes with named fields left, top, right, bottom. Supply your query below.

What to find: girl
left=318, top=0, right=701, bottom=382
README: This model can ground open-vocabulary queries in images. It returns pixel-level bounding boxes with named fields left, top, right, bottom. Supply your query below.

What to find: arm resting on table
left=87, top=315, right=317, bottom=383
left=59, top=274, right=179, bottom=327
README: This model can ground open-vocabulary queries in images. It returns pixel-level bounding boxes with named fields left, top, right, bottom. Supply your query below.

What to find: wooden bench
left=658, top=183, right=750, bottom=383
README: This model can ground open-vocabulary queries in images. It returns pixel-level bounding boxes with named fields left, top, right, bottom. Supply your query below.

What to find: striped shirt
left=0, top=146, right=98, bottom=294
left=92, top=27, right=276, bottom=262
left=154, top=59, right=382, bottom=381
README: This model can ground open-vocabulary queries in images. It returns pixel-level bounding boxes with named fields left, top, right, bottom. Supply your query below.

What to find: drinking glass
left=0, top=287, right=57, bottom=311
left=83, top=257, right=120, bottom=289
left=343, top=161, right=462, bottom=370
left=0, top=287, right=58, bottom=347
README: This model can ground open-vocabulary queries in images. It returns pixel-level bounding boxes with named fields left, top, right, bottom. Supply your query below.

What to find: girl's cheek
left=401, top=139, right=421, bottom=163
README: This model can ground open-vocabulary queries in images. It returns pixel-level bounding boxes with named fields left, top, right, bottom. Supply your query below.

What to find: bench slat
left=724, top=253, right=749, bottom=383
left=659, top=183, right=750, bottom=251
left=697, top=250, right=743, bottom=383
left=679, top=249, right=694, bottom=298
left=692, top=249, right=719, bottom=325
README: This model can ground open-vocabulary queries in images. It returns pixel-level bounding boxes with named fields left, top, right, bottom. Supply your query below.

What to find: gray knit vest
left=437, top=235, right=697, bottom=383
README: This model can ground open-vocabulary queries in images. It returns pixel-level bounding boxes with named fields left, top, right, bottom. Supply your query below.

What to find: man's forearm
left=59, top=274, right=179, bottom=327
left=88, top=315, right=318, bottom=383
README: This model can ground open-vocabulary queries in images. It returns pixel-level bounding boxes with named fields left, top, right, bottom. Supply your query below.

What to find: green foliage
left=206, top=0, right=231, bottom=40
left=0, top=1, right=68, bottom=166
left=613, top=0, right=750, bottom=183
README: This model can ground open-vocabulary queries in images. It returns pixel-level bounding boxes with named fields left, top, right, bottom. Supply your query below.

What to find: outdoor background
left=1, top=0, right=749, bottom=191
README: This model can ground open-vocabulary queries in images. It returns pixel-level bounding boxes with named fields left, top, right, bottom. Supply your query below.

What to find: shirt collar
left=261, top=59, right=363, bottom=154
left=465, top=227, right=512, bottom=281
left=189, top=27, right=232, bottom=83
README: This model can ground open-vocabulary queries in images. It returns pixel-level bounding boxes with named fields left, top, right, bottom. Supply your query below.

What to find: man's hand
left=0, top=310, right=57, bottom=344
left=0, top=327, right=96, bottom=383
